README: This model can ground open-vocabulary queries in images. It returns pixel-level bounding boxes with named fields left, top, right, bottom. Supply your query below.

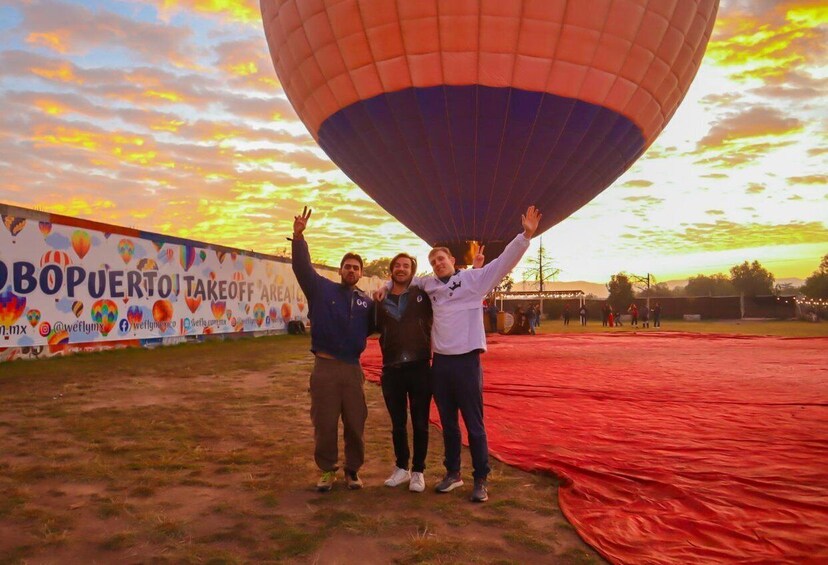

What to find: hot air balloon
left=232, top=271, right=245, bottom=282
left=40, top=250, right=73, bottom=288
left=26, top=309, right=41, bottom=327
left=152, top=299, right=174, bottom=332
left=90, top=299, right=118, bottom=336
left=185, top=295, right=202, bottom=314
left=216, top=250, right=227, bottom=264
left=47, top=329, right=70, bottom=353
left=2, top=215, right=26, bottom=238
left=269, top=306, right=278, bottom=322
left=127, top=305, right=143, bottom=326
left=38, top=221, right=52, bottom=237
left=244, top=257, right=254, bottom=277
left=117, top=238, right=135, bottom=264
left=0, top=288, right=26, bottom=327
left=281, top=302, right=291, bottom=321
left=180, top=245, right=196, bottom=272
left=71, top=230, right=91, bottom=260
left=211, top=301, right=226, bottom=320
left=253, top=303, right=266, bottom=327
left=136, top=258, right=158, bottom=271
left=72, top=300, right=84, bottom=318
left=261, top=0, right=719, bottom=261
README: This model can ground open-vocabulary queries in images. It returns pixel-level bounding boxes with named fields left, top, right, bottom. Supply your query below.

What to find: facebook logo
left=119, top=319, right=130, bottom=333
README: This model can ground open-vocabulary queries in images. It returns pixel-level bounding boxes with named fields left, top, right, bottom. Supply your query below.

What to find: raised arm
left=467, top=206, right=541, bottom=294
left=290, top=206, right=321, bottom=296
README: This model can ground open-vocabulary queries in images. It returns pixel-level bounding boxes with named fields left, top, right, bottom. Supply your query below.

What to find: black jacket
left=376, top=286, right=432, bottom=368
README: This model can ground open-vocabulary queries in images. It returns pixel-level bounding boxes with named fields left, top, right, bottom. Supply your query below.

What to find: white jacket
left=410, top=232, right=531, bottom=355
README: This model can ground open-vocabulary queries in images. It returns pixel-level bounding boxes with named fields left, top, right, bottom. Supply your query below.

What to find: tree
left=685, top=273, right=736, bottom=296
left=801, top=254, right=828, bottom=299
left=637, top=282, right=674, bottom=298
left=523, top=238, right=560, bottom=291
left=496, top=274, right=515, bottom=292
left=362, top=257, right=392, bottom=278
left=729, top=260, right=774, bottom=296
left=606, top=273, right=634, bottom=313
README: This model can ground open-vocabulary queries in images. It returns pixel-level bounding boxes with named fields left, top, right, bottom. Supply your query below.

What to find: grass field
left=0, top=335, right=604, bottom=564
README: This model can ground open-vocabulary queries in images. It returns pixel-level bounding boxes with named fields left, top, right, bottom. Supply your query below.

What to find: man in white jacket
left=382, top=206, right=541, bottom=502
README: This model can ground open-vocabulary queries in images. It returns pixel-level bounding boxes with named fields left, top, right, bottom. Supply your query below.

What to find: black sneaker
left=470, top=478, right=488, bottom=502
left=345, top=470, right=363, bottom=490
left=434, top=472, right=463, bottom=493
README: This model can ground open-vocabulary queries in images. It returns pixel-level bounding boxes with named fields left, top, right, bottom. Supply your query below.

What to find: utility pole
left=630, top=273, right=652, bottom=307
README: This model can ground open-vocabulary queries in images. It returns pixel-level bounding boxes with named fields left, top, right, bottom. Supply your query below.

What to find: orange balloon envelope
left=261, top=0, right=719, bottom=259
left=152, top=299, right=174, bottom=332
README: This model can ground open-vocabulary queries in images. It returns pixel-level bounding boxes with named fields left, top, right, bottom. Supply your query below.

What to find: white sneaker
left=384, top=467, right=410, bottom=487
left=409, top=472, right=425, bottom=493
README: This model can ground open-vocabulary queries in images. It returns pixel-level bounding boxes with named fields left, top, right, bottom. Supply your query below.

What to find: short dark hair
left=340, top=252, right=363, bottom=270
left=389, top=253, right=416, bottom=273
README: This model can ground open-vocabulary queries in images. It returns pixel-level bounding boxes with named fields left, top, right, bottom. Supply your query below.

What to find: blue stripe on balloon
left=317, top=85, right=645, bottom=250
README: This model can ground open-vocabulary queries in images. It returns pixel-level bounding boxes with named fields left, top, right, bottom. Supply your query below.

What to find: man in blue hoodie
left=291, top=206, right=374, bottom=492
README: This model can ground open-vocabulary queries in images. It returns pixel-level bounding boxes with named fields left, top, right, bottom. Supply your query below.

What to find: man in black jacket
left=376, top=253, right=433, bottom=493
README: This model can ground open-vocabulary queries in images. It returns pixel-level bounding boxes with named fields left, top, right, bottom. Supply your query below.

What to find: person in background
left=653, top=302, right=662, bottom=327
left=579, top=304, right=588, bottom=326
left=291, top=206, right=374, bottom=492
left=563, top=304, right=571, bottom=326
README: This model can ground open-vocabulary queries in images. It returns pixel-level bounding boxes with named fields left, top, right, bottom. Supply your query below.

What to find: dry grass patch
left=0, top=335, right=604, bottom=564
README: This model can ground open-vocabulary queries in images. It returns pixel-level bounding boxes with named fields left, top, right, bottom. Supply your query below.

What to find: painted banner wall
left=0, top=204, right=379, bottom=362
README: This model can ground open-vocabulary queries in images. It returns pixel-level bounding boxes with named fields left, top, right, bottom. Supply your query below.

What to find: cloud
left=622, top=196, right=663, bottom=205
left=151, top=0, right=260, bottom=24
left=697, top=106, right=802, bottom=150
left=19, top=0, right=198, bottom=67
left=788, top=175, right=827, bottom=186
left=620, top=180, right=654, bottom=189
left=658, top=220, right=828, bottom=252
left=694, top=141, right=796, bottom=169
left=745, top=183, right=766, bottom=194
left=708, top=0, right=827, bottom=82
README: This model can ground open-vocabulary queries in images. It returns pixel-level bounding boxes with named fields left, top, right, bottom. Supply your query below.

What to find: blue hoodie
left=291, top=238, right=374, bottom=364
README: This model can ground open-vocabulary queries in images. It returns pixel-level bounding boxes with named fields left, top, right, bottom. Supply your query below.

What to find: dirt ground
left=0, top=336, right=604, bottom=564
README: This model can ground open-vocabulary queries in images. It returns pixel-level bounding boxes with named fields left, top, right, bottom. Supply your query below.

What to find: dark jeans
left=381, top=360, right=431, bottom=473
left=431, top=351, right=490, bottom=480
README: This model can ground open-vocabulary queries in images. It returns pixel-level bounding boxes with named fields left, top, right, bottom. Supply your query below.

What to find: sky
left=0, top=0, right=825, bottom=284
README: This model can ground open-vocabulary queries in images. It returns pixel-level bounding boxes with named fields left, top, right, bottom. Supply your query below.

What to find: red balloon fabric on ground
left=362, top=333, right=828, bottom=564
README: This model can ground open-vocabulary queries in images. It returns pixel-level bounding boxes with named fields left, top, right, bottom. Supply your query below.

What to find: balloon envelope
left=261, top=0, right=719, bottom=258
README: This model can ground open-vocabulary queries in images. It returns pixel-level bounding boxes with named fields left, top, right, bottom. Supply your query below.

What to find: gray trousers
left=310, top=356, right=367, bottom=473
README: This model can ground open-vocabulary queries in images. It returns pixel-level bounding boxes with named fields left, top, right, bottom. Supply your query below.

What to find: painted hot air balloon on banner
left=0, top=288, right=26, bottom=327
left=26, top=309, right=41, bottom=327
left=90, top=299, right=118, bottom=337
left=40, top=250, right=73, bottom=288
left=38, top=221, right=52, bottom=237
left=71, top=230, right=91, bottom=260
left=117, top=238, right=135, bottom=264
left=261, top=0, right=719, bottom=260
left=180, top=245, right=196, bottom=272
left=2, top=215, right=26, bottom=238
